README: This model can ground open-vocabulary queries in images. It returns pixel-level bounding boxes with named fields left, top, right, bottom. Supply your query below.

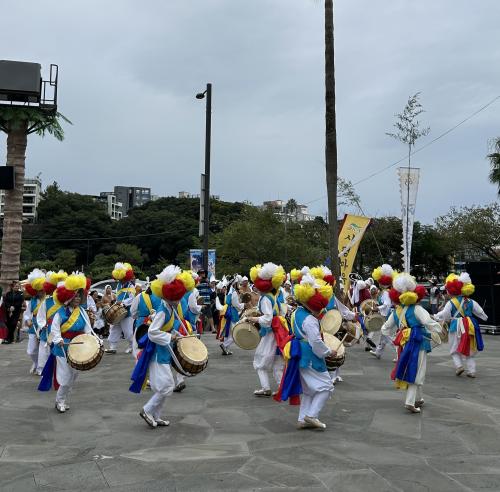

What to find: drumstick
left=339, top=332, right=350, bottom=344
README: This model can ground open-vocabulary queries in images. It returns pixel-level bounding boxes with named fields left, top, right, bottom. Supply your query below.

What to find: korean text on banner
left=337, top=214, right=371, bottom=292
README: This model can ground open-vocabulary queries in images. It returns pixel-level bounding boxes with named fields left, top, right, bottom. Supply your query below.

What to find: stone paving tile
left=238, top=456, right=325, bottom=488
left=372, top=464, right=470, bottom=492
left=314, top=469, right=399, bottom=492
left=33, top=461, right=108, bottom=490
left=450, top=474, right=500, bottom=491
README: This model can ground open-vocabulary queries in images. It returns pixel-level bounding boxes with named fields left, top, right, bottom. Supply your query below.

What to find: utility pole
left=196, top=83, right=212, bottom=271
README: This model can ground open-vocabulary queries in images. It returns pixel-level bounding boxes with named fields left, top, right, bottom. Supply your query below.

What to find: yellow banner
left=337, top=214, right=371, bottom=293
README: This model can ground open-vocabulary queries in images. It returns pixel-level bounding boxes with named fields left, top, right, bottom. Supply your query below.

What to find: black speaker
left=466, top=261, right=500, bottom=286
left=0, top=60, right=41, bottom=102
left=473, top=284, right=500, bottom=326
left=0, top=166, right=14, bottom=190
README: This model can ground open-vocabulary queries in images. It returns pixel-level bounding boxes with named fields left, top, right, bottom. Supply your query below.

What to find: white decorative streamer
left=398, top=167, right=420, bottom=272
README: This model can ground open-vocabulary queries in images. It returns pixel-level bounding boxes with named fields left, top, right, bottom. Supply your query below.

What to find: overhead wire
left=304, top=95, right=500, bottom=206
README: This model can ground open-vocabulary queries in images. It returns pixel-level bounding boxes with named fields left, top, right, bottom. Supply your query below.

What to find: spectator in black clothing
left=197, top=269, right=215, bottom=333
left=3, top=281, right=24, bottom=344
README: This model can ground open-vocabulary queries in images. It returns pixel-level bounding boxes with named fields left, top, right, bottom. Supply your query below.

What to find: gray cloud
left=1, top=0, right=498, bottom=224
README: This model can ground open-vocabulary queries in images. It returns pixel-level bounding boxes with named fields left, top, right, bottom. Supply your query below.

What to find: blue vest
left=151, top=304, right=175, bottom=364
left=117, top=281, right=134, bottom=315
left=52, top=307, right=88, bottom=357
left=181, top=292, right=197, bottom=326
left=29, top=298, right=41, bottom=334
left=39, top=296, right=57, bottom=342
left=292, top=307, right=327, bottom=372
left=258, top=293, right=276, bottom=336
left=135, top=292, right=162, bottom=327
left=224, top=292, right=240, bottom=325
left=393, top=305, right=431, bottom=353
left=448, top=296, right=475, bottom=333
left=325, top=296, right=337, bottom=312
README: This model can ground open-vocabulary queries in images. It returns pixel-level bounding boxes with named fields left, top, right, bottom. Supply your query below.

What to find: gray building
left=114, top=186, right=151, bottom=216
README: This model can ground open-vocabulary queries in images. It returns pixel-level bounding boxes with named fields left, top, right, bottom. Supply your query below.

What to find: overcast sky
left=2, top=0, right=499, bottom=223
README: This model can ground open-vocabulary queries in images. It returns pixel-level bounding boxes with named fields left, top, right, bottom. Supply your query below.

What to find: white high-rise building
left=0, top=177, right=42, bottom=223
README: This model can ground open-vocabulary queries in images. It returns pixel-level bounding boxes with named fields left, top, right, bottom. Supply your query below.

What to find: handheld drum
left=320, top=310, right=342, bottom=335
left=365, top=313, right=385, bottom=332
left=336, top=320, right=362, bottom=347
left=172, top=336, right=208, bottom=376
left=323, top=332, right=346, bottom=370
left=67, top=334, right=104, bottom=371
left=103, top=304, right=128, bottom=325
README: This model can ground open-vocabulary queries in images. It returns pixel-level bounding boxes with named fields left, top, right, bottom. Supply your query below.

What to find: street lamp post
left=196, top=83, right=212, bottom=272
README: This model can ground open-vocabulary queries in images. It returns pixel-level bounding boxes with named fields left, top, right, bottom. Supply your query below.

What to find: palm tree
left=487, top=137, right=500, bottom=196
left=324, top=0, right=340, bottom=287
left=0, top=107, right=69, bottom=285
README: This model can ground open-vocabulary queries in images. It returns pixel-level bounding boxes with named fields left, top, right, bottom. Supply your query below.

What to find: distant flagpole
left=398, top=167, right=420, bottom=272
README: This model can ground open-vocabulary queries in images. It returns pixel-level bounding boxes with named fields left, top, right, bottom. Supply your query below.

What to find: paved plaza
left=1, top=333, right=500, bottom=491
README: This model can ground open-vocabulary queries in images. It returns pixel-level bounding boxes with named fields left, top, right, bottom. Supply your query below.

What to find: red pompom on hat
left=43, top=281, right=57, bottom=295
left=379, top=275, right=393, bottom=287
left=323, top=274, right=335, bottom=286
left=55, top=286, right=76, bottom=304
left=254, top=277, right=273, bottom=293
left=123, top=269, right=134, bottom=282
left=389, top=288, right=401, bottom=305
left=162, top=279, right=186, bottom=302
left=446, top=279, right=463, bottom=296
left=415, top=285, right=427, bottom=301
left=307, top=292, right=330, bottom=312
left=25, top=284, right=38, bottom=297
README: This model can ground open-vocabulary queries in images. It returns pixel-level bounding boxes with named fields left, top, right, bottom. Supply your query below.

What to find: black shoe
left=364, top=346, right=371, bottom=352
left=220, top=343, right=228, bottom=355
left=173, top=382, right=186, bottom=393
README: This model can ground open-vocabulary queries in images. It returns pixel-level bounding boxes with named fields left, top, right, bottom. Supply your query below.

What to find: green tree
left=0, top=107, right=70, bottom=284
left=487, top=137, right=500, bottom=196
left=54, top=249, right=78, bottom=273
left=35, top=183, right=112, bottom=266
left=214, top=208, right=328, bottom=274
left=435, top=203, right=500, bottom=261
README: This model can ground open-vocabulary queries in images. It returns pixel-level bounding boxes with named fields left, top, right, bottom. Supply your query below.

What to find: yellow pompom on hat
left=43, top=270, right=68, bottom=294
left=152, top=265, right=195, bottom=302
left=294, top=273, right=333, bottom=312
left=372, top=264, right=395, bottom=287
left=54, top=272, right=88, bottom=304
left=392, top=272, right=424, bottom=306
left=250, top=262, right=285, bottom=293
left=290, top=266, right=310, bottom=284
left=310, top=265, right=336, bottom=286
left=112, top=262, right=135, bottom=282
left=25, top=268, right=46, bottom=296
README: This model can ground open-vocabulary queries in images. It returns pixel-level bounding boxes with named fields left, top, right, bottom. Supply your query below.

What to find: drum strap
left=450, top=298, right=466, bottom=318
left=32, top=299, right=42, bottom=316
left=47, top=303, right=61, bottom=321
left=61, top=308, right=82, bottom=333
left=142, top=293, right=153, bottom=313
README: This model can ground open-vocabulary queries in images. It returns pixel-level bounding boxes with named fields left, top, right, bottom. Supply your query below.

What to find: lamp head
left=196, top=91, right=206, bottom=100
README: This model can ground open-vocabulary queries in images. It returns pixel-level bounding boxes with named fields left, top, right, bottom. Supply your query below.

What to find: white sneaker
left=155, top=418, right=170, bottom=427
left=125, top=347, right=132, bottom=354
left=140, top=409, right=157, bottom=428
left=334, top=376, right=343, bottom=383
left=29, top=364, right=37, bottom=374
left=369, top=350, right=381, bottom=359
left=55, top=402, right=67, bottom=413
left=304, top=416, right=327, bottom=430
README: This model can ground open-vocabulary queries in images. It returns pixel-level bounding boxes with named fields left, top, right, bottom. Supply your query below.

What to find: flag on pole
left=337, top=214, right=371, bottom=292
left=398, top=167, right=420, bottom=273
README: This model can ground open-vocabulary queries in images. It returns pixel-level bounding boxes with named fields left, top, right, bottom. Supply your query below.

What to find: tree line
left=14, top=183, right=500, bottom=281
